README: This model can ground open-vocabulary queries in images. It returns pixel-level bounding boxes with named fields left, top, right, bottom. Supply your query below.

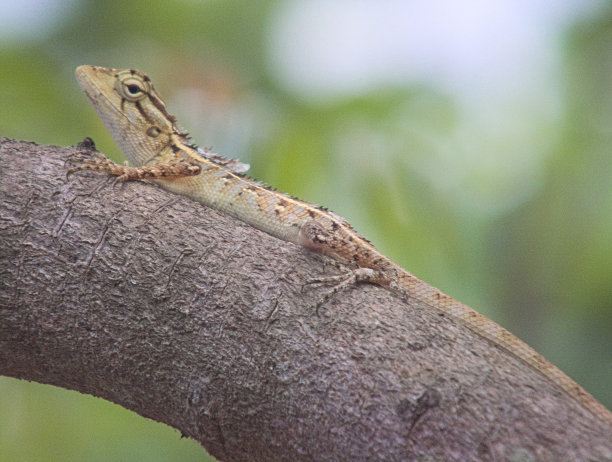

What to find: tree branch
left=0, top=137, right=610, bottom=461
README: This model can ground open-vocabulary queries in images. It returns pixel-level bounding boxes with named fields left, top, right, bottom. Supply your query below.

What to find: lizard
left=69, top=65, right=612, bottom=427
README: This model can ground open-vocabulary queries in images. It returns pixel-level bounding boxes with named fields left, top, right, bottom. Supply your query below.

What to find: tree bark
left=0, top=137, right=610, bottom=462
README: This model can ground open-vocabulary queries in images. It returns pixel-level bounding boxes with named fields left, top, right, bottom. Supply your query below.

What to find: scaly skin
left=71, top=65, right=612, bottom=426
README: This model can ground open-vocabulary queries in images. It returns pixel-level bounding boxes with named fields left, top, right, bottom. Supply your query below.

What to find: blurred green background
left=1, top=0, right=611, bottom=460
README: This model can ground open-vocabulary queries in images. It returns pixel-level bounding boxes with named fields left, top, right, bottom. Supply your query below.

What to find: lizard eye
left=126, top=84, right=141, bottom=95
left=116, top=72, right=150, bottom=101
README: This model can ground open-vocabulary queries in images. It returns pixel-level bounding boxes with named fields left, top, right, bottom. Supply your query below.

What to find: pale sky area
left=268, top=0, right=601, bottom=106
left=0, top=0, right=77, bottom=41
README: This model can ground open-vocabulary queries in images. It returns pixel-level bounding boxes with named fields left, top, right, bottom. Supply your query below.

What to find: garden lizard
left=70, top=65, right=612, bottom=426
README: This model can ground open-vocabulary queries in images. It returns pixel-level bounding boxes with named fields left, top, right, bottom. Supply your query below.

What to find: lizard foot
left=305, top=267, right=377, bottom=314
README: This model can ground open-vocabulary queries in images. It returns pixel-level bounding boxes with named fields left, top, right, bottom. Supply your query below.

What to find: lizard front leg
left=67, top=151, right=201, bottom=181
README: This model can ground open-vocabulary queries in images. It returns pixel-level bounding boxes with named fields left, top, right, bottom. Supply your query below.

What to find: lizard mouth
left=75, top=65, right=135, bottom=127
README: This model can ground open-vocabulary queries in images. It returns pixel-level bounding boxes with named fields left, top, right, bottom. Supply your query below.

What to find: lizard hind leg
left=298, top=218, right=384, bottom=312
left=304, top=266, right=378, bottom=314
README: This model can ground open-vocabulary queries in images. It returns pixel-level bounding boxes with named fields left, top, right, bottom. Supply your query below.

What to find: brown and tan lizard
left=69, top=65, right=612, bottom=426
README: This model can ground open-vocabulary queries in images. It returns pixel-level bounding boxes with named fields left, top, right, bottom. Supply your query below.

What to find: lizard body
left=71, top=65, right=612, bottom=426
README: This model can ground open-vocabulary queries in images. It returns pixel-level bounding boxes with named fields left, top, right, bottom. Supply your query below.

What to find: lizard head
left=76, top=65, right=192, bottom=167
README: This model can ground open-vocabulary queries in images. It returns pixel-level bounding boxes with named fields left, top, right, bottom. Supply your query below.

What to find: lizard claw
left=305, top=267, right=377, bottom=315
left=65, top=152, right=117, bottom=179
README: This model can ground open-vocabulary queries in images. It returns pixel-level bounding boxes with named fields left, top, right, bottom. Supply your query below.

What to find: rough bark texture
left=0, top=137, right=611, bottom=461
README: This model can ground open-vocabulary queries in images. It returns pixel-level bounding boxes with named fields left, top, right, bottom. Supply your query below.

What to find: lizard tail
left=395, top=270, right=612, bottom=426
